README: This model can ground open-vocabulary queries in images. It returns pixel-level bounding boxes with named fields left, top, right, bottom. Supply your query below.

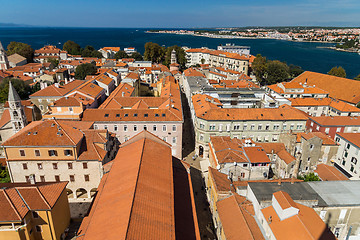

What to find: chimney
left=278, top=179, right=282, bottom=185
left=54, top=83, right=59, bottom=88
left=29, top=174, right=36, bottom=184
left=291, top=178, right=295, bottom=184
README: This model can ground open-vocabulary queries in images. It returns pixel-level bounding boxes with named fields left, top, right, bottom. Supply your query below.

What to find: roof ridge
left=125, top=138, right=146, bottom=240
left=35, top=186, right=51, bottom=209
left=2, top=189, right=23, bottom=220
left=14, top=188, right=31, bottom=211
left=54, top=119, right=77, bottom=145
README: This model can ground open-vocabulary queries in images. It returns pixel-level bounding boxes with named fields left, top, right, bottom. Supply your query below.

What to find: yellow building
left=0, top=181, right=70, bottom=240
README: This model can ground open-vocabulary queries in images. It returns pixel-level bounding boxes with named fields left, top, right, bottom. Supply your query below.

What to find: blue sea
left=1, top=27, right=360, bottom=78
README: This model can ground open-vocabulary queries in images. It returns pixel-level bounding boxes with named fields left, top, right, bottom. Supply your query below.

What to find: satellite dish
left=216, top=165, right=221, bottom=170
left=234, top=162, right=237, bottom=166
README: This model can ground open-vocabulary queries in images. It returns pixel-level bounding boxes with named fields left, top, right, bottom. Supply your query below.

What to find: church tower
left=8, top=81, right=27, bottom=133
left=0, top=41, right=9, bottom=70
left=170, top=49, right=177, bottom=64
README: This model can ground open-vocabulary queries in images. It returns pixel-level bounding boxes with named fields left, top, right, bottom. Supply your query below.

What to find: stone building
left=2, top=119, right=118, bottom=202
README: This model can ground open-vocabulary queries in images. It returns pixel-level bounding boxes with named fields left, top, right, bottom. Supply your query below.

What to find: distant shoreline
left=317, top=46, right=360, bottom=53
left=146, top=31, right=336, bottom=43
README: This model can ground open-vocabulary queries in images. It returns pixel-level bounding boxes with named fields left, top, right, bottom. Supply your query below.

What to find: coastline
left=146, top=31, right=336, bottom=43
left=317, top=46, right=360, bottom=53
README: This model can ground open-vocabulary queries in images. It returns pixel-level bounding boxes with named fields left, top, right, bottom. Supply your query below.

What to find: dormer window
left=104, top=114, right=109, bottom=117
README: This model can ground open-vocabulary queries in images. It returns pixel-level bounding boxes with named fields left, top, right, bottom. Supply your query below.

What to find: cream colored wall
left=5, top=146, right=77, bottom=161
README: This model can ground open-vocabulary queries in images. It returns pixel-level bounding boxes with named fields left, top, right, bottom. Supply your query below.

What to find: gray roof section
left=307, top=181, right=360, bottom=207
left=248, top=181, right=327, bottom=207
left=186, top=76, right=213, bottom=93
left=8, top=81, right=21, bottom=102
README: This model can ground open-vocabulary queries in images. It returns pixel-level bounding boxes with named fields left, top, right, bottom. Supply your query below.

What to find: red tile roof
left=314, top=164, right=349, bottom=181
left=217, top=194, right=265, bottom=240
left=77, top=131, right=175, bottom=240
left=310, top=116, right=360, bottom=126
left=0, top=182, right=67, bottom=222
left=336, top=132, right=360, bottom=148
left=291, top=71, right=360, bottom=104
left=30, top=80, right=84, bottom=97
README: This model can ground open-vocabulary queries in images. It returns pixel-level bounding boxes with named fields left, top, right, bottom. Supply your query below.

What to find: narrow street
left=181, top=90, right=216, bottom=240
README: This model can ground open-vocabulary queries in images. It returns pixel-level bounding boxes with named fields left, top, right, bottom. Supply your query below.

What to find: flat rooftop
left=307, top=181, right=360, bottom=207
left=248, top=182, right=327, bottom=207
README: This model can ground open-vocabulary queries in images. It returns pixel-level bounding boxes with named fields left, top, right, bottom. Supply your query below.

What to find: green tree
left=163, top=45, right=187, bottom=70
left=63, top=40, right=81, bottom=55
left=6, top=41, right=34, bottom=63
left=328, top=66, right=346, bottom=78
left=0, top=78, right=33, bottom=103
left=353, top=74, right=360, bottom=81
left=144, top=42, right=165, bottom=63
left=75, top=63, right=97, bottom=80
left=297, top=172, right=321, bottom=182
left=252, top=54, right=267, bottom=84
left=47, top=58, right=59, bottom=69
left=0, top=164, right=11, bottom=183
left=265, top=60, right=290, bottom=84
left=289, top=64, right=304, bottom=78
left=130, top=52, right=144, bottom=61
left=114, top=50, right=128, bottom=60
left=81, top=45, right=103, bottom=58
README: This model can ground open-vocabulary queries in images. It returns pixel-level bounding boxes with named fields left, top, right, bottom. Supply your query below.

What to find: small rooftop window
left=155, top=114, right=159, bottom=117
left=116, top=114, right=120, bottom=117
left=162, top=113, right=166, bottom=117
left=104, top=114, right=109, bottom=117
left=134, top=113, right=138, bottom=117
left=124, top=113, right=128, bottom=117
left=144, top=114, right=148, bottom=117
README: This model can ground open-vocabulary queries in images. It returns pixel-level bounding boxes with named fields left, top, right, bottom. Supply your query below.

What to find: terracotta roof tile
left=314, top=164, right=349, bottom=181
left=291, top=71, right=360, bottom=104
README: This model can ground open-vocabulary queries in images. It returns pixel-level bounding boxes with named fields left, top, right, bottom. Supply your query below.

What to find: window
left=48, top=150, right=58, bottom=157
left=104, top=125, right=108, bottom=130
left=134, top=125, right=137, bottom=131
left=104, top=114, right=109, bottom=117
left=325, top=128, right=329, bottom=134
left=172, top=125, right=176, bottom=131
left=114, top=125, right=118, bottom=131
left=40, top=176, right=45, bottom=182
left=344, top=151, right=348, bottom=158
left=342, top=160, right=346, bottom=166
left=162, top=125, right=166, bottom=131
left=297, top=124, right=302, bottom=130
left=265, top=125, right=270, bottom=130
left=53, top=163, right=58, bottom=170
left=116, top=114, right=120, bottom=117
left=310, top=144, right=314, bottom=150
left=68, top=162, right=73, bottom=169
left=55, top=175, right=60, bottom=182
left=124, top=125, right=128, bottom=131
left=250, top=125, right=255, bottom=130
left=32, top=211, right=39, bottom=218
left=350, top=165, right=354, bottom=172
left=83, top=162, right=88, bottom=169
left=23, top=163, right=28, bottom=170
left=336, top=127, right=341, bottom=133
left=200, top=123, right=205, bottom=129
left=143, top=125, right=147, bottom=130
left=199, top=134, right=204, bottom=141
left=347, top=143, right=351, bottom=149
left=84, top=175, right=90, bottom=182
left=64, top=150, right=73, bottom=156
left=35, top=150, right=40, bottom=157
left=243, top=125, right=247, bottom=130
left=153, top=125, right=157, bottom=131
left=351, top=157, right=357, bottom=165
left=25, top=176, right=30, bottom=183
left=35, top=225, right=42, bottom=232
left=243, top=163, right=248, bottom=167
left=70, top=175, right=75, bottom=182
left=19, top=150, right=25, bottom=156
left=69, top=107, right=73, bottom=113
left=335, top=137, right=340, bottom=142
left=283, top=124, right=287, bottom=130
left=172, top=137, right=176, bottom=144
left=37, top=163, right=43, bottom=170
left=234, top=125, right=240, bottom=130
left=133, top=113, right=138, bottom=117
left=258, top=125, right=262, bottom=130
left=307, top=157, right=311, bottom=162
left=144, top=113, right=148, bottom=117
left=290, top=124, right=294, bottom=130
left=155, top=114, right=159, bottom=117
left=163, top=137, right=167, bottom=142
left=124, top=113, right=128, bottom=117
left=209, top=125, right=216, bottom=130
left=240, top=172, right=245, bottom=178
left=162, top=113, right=166, bottom=117
left=124, top=136, right=128, bottom=141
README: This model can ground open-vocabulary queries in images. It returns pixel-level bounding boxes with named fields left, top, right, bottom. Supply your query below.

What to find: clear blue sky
left=1, top=0, right=360, bottom=27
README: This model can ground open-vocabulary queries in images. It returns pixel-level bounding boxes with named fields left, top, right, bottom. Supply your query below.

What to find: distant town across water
left=1, top=27, right=360, bottom=78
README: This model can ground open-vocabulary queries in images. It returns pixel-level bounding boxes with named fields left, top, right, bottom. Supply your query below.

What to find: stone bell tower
left=8, top=81, right=27, bottom=133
